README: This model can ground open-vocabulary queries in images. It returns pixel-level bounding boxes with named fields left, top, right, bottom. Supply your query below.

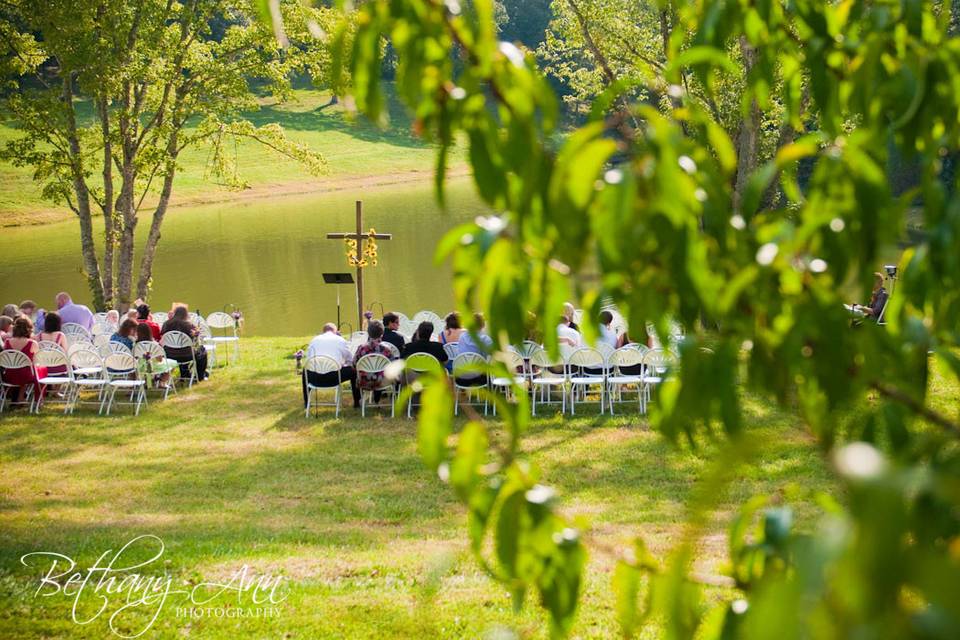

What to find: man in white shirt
left=557, top=317, right=582, bottom=348
left=303, top=323, right=360, bottom=408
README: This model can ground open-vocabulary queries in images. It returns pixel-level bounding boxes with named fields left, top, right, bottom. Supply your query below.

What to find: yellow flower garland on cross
left=345, top=228, right=379, bottom=267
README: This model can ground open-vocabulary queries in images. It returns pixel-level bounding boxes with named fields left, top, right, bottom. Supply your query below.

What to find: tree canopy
left=0, top=0, right=336, bottom=309
left=321, top=0, right=960, bottom=636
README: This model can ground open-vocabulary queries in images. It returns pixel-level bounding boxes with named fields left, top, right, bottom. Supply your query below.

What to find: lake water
left=0, top=178, right=487, bottom=336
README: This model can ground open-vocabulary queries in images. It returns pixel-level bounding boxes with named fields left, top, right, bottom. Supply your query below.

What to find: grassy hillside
left=0, top=88, right=465, bottom=226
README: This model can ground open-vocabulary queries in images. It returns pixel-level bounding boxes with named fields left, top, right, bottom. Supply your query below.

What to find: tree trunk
left=115, top=164, right=137, bottom=312
left=63, top=75, right=106, bottom=310
left=733, top=36, right=761, bottom=214
left=97, top=95, right=117, bottom=308
left=137, top=160, right=177, bottom=299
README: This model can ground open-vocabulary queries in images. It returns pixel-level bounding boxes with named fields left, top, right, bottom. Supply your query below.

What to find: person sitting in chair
left=853, top=272, right=889, bottom=322
left=401, top=322, right=448, bottom=363
left=303, top=323, right=360, bottom=409
left=382, top=312, right=406, bottom=353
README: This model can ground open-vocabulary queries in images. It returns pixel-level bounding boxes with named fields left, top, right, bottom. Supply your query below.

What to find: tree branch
left=871, top=381, right=960, bottom=438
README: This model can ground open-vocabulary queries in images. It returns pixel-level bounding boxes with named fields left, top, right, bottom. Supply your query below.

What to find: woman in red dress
left=2, top=316, right=47, bottom=406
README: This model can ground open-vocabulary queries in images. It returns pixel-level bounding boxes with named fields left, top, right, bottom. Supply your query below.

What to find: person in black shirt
left=382, top=312, right=406, bottom=352
left=401, top=322, right=448, bottom=363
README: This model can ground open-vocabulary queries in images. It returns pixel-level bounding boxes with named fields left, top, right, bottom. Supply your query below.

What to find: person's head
left=873, top=272, right=885, bottom=292
left=0, top=316, right=13, bottom=334
left=473, top=312, right=486, bottom=330
left=43, top=311, right=62, bottom=334
left=444, top=312, right=461, bottom=331
left=11, top=316, right=33, bottom=338
left=126, top=309, right=138, bottom=321
left=19, top=300, right=36, bottom=316
left=416, top=321, right=434, bottom=341
left=118, top=318, right=138, bottom=338
left=599, top=310, right=613, bottom=327
left=136, top=323, right=153, bottom=342
left=106, top=310, right=120, bottom=324
left=171, top=303, right=189, bottom=320
left=559, top=315, right=570, bottom=326
left=136, top=304, right=151, bottom=320
left=55, top=292, right=72, bottom=309
left=562, top=302, right=576, bottom=323
left=367, top=320, right=384, bottom=340
left=2, top=304, right=18, bottom=319
left=383, top=312, right=399, bottom=330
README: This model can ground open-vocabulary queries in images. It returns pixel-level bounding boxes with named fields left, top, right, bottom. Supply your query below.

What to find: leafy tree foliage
left=318, top=0, right=960, bottom=636
left=0, top=0, right=337, bottom=309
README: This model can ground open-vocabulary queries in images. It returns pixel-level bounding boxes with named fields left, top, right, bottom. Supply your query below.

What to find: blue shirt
left=457, top=330, right=492, bottom=356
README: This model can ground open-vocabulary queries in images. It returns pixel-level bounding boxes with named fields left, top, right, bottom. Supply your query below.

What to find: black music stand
left=322, top=273, right=354, bottom=330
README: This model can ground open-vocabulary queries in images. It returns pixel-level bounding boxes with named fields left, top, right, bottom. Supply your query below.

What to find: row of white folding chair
left=524, top=345, right=676, bottom=416
left=0, top=347, right=145, bottom=415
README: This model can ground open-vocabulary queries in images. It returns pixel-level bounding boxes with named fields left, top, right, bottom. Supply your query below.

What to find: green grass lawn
left=4, top=337, right=948, bottom=638
left=0, top=87, right=465, bottom=225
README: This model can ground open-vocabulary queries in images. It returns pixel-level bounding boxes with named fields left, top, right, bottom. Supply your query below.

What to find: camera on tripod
left=884, top=264, right=898, bottom=279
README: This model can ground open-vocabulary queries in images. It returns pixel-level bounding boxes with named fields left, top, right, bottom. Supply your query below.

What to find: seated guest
left=454, top=313, right=493, bottom=387
left=161, top=304, right=209, bottom=381
left=125, top=309, right=139, bottom=323
left=440, top=312, right=464, bottom=346
left=55, top=292, right=94, bottom=331
left=37, top=312, right=69, bottom=352
left=853, top=272, right=889, bottom=322
left=557, top=316, right=582, bottom=347
left=19, top=300, right=37, bottom=322
left=2, top=303, right=19, bottom=319
left=457, top=313, right=493, bottom=356
left=598, top=310, right=620, bottom=349
left=0, top=316, right=13, bottom=342
left=1, top=317, right=45, bottom=406
left=136, top=304, right=161, bottom=341
left=402, top=322, right=448, bottom=363
left=382, top=312, right=406, bottom=352
left=105, top=310, right=120, bottom=327
left=303, top=323, right=360, bottom=409
left=136, top=323, right=172, bottom=387
left=354, top=320, right=397, bottom=400
left=110, top=319, right=139, bottom=351
left=562, top=302, right=580, bottom=332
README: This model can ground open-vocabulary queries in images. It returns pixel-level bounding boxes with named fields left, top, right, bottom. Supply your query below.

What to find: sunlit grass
left=0, top=338, right=953, bottom=638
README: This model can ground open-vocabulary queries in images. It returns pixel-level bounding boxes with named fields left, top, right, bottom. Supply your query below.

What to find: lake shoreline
left=2, top=163, right=471, bottom=229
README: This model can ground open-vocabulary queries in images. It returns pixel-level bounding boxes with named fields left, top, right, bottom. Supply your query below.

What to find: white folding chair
left=34, top=349, right=73, bottom=414
left=452, top=352, right=488, bottom=416
left=109, top=341, right=133, bottom=356
left=161, top=331, right=198, bottom=388
left=356, top=353, right=397, bottom=417
left=606, top=347, right=644, bottom=415
left=304, top=355, right=345, bottom=418
left=62, top=323, right=92, bottom=346
left=517, top=341, right=542, bottom=359
left=403, top=352, right=443, bottom=418
left=103, top=352, right=147, bottom=415
left=641, top=348, right=678, bottom=414
left=205, top=311, right=240, bottom=365
left=443, top=342, right=459, bottom=361
left=197, top=320, right=218, bottom=370
left=37, top=340, right=65, bottom=354
left=489, top=349, right=526, bottom=416
left=0, top=350, right=37, bottom=412
left=152, top=311, right=168, bottom=325
left=133, top=341, right=177, bottom=400
left=529, top=348, right=566, bottom=416
left=68, top=349, right=108, bottom=414
left=91, top=320, right=116, bottom=337
left=381, top=341, right=400, bottom=359
left=567, top=347, right=607, bottom=415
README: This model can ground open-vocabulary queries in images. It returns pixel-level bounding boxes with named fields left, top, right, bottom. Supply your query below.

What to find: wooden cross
left=326, top=200, right=392, bottom=332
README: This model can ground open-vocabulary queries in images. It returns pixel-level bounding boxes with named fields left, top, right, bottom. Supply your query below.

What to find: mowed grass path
left=0, top=337, right=843, bottom=638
